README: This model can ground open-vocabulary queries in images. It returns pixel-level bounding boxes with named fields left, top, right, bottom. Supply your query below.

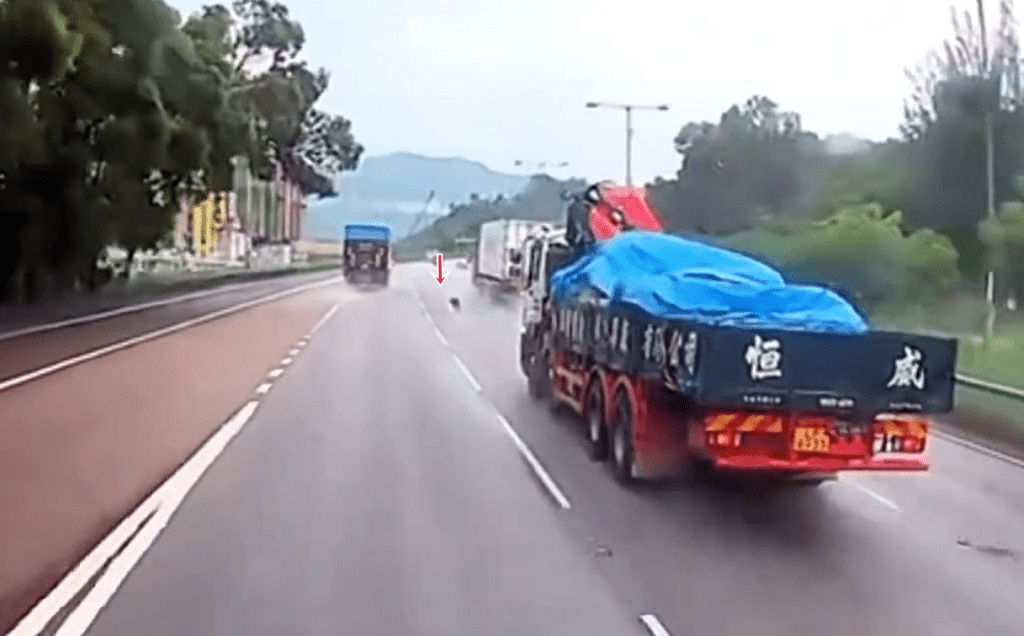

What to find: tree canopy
left=644, top=1, right=1024, bottom=308
left=0, top=0, right=362, bottom=302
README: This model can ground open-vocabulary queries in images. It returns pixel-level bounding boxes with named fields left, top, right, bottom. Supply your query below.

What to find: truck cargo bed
left=551, top=299, right=957, bottom=417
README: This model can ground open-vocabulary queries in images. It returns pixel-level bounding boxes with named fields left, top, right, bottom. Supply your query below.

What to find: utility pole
left=985, top=109, right=997, bottom=339
left=978, top=0, right=999, bottom=340
left=585, top=102, right=669, bottom=186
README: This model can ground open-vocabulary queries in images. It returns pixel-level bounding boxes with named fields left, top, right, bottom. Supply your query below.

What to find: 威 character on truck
left=519, top=182, right=957, bottom=485
left=343, top=224, right=391, bottom=285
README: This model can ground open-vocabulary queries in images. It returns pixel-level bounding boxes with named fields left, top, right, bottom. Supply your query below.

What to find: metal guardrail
left=956, top=373, right=1024, bottom=401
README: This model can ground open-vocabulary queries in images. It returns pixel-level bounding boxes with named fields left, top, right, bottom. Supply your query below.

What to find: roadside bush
left=717, top=203, right=961, bottom=306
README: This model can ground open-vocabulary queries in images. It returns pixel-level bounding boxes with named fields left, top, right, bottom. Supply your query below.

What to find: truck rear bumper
left=714, top=454, right=928, bottom=473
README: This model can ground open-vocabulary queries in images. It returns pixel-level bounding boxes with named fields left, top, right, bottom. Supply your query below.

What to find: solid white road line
left=452, top=355, right=482, bottom=392
left=493, top=410, right=572, bottom=510
left=844, top=480, right=901, bottom=512
left=52, top=401, right=260, bottom=636
left=310, top=302, right=340, bottom=333
left=434, top=327, right=450, bottom=348
left=932, top=427, right=1024, bottom=469
left=639, top=614, right=673, bottom=636
left=267, top=368, right=284, bottom=379
left=255, top=382, right=272, bottom=395
left=0, top=276, right=343, bottom=394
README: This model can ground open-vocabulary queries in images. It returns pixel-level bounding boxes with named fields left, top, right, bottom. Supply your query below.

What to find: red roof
left=588, top=185, right=665, bottom=240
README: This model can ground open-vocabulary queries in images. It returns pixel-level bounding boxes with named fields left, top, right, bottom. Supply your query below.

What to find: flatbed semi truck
left=518, top=184, right=957, bottom=484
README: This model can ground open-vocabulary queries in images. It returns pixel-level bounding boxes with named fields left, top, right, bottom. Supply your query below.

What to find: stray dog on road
left=448, top=297, right=461, bottom=311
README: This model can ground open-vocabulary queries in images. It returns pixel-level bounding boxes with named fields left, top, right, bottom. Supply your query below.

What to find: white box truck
left=472, top=219, right=547, bottom=294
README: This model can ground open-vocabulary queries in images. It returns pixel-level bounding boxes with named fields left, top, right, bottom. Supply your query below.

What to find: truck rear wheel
left=610, top=390, right=637, bottom=484
left=584, top=381, right=608, bottom=461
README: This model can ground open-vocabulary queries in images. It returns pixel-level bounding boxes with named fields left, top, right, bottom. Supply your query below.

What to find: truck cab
left=343, top=224, right=391, bottom=285
left=519, top=226, right=574, bottom=397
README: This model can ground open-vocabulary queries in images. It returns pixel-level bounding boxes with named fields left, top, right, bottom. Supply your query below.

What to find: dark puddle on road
left=956, top=537, right=1019, bottom=560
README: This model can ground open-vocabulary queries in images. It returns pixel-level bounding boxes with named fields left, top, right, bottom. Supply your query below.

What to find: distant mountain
left=302, top=151, right=533, bottom=240
left=302, top=201, right=443, bottom=240
left=396, top=174, right=587, bottom=253
left=335, top=151, right=531, bottom=202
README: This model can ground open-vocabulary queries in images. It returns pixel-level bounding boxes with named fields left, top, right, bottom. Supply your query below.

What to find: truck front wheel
left=610, top=390, right=637, bottom=484
left=584, top=381, right=608, bottom=461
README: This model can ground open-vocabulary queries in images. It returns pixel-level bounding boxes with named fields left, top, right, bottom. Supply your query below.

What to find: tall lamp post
left=585, top=101, right=669, bottom=186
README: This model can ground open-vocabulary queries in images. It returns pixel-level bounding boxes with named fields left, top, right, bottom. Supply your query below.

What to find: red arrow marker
left=436, top=254, right=446, bottom=284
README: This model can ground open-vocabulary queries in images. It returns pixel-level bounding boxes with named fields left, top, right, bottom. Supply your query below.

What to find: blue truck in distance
left=343, top=224, right=391, bottom=286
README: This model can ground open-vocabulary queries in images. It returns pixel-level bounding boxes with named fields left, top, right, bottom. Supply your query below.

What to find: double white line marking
left=7, top=300, right=343, bottom=636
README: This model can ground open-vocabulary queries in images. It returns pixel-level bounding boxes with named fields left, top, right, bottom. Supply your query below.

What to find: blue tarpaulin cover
left=550, top=232, right=869, bottom=334
left=345, top=224, right=391, bottom=242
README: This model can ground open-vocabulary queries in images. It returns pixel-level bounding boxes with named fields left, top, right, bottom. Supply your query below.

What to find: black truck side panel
left=551, top=298, right=957, bottom=416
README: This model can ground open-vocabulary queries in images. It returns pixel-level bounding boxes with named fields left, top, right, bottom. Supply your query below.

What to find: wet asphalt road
left=9, top=262, right=1024, bottom=636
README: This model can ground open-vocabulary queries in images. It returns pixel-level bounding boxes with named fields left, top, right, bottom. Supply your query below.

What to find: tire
left=526, top=350, right=550, bottom=400
left=584, top=380, right=608, bottom=461
left=609, top=390, right=637, bottom=484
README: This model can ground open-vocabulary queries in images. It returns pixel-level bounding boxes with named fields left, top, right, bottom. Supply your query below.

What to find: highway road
left=3, top=263, right=1024, bottom=636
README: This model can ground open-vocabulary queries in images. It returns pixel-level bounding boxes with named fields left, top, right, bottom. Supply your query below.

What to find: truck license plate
left=792, top=427, right=831, bottom=453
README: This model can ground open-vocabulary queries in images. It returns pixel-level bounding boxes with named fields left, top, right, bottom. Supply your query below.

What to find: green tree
left=0, top=0, right=362, bottom=302
left=900, top=0, right=1024, bottom=286
left=654, top=95, right=824, bottom=234
left=182, top=1, right=362, bottom=196
left=720, top=203, right=961, bottom=306
left=0, top=0, right=220, bottom=298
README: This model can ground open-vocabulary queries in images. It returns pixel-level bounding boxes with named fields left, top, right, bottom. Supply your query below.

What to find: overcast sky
left=168, top=0, right=988, bottom=185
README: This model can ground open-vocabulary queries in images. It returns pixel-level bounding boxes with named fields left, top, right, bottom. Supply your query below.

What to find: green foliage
left=0, top=0, right=361, bottom=303
left=653, top=95, right=823, bottom=234
left=719, top=203, right=961, bottom=305
left=806, top=141, right=913, bottom=221
left=182, top=0, right=362, bottom=195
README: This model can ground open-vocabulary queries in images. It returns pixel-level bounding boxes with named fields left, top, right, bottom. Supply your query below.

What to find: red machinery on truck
left=518, top=183, right=957, bottom=485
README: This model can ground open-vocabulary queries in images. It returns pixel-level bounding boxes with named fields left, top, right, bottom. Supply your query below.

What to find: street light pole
left=586, top=101, right=668, bottom=186
left=985, top=110, right=997, bottom=339
left=625, top=106, right=632, bottom=186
